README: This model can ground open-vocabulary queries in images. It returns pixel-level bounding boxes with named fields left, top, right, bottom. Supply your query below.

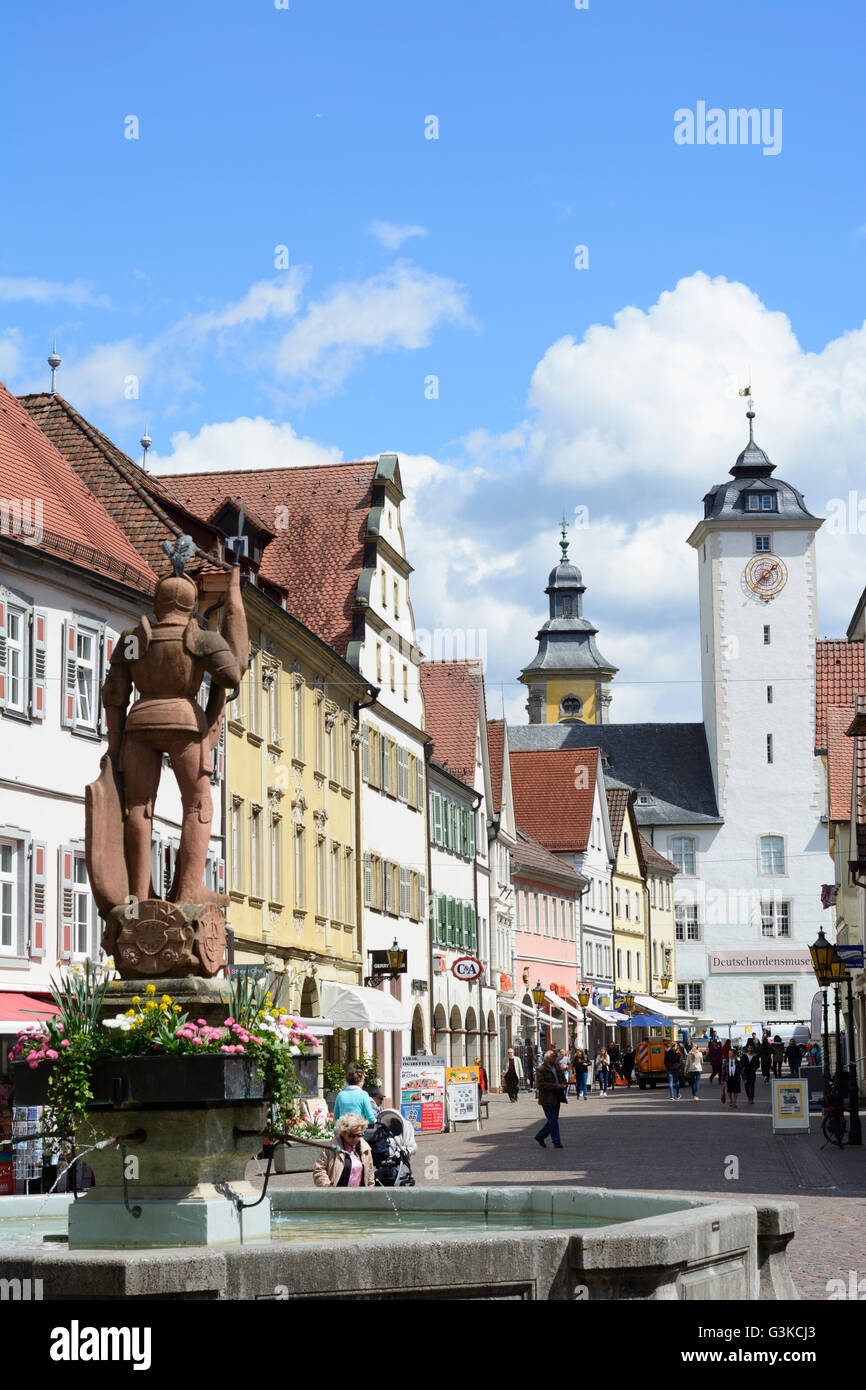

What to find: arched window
left=559, top=693, right=583, bottom=722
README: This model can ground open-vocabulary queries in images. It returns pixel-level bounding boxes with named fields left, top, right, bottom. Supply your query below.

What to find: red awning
left=0, top=993, right=59, bottom=1034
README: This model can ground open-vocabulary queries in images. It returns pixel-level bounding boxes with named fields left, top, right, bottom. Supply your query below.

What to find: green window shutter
left=469, top=905, right=477, bottom=954
left=437, top=893, right=447, bottom=944
left=444, top=799, right=451, bottom=850
left=447, top=897, right=456, bottom=947
left=468, top=809, right=476, bottom=859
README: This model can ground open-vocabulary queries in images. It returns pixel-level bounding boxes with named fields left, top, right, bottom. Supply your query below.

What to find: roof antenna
left=47, top=337, right=61, bottom=395
left=140, top=425, right=152, bottom=469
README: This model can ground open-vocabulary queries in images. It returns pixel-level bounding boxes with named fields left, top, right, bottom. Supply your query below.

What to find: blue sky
left=3, top=0, right=865, bottom=720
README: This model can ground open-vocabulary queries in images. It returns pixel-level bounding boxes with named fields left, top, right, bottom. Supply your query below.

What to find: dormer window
left=635, top=788, right=653, bottom=806
left=745, top=491, right=777, bottom=512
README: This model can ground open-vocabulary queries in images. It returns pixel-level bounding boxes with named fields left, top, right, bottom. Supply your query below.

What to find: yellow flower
left=145, top=983, right=156, bottom=996
left=161, top=994, right=172, bottom=1005
left=257, top=1010, right=265, bottom=1018
left=174, top=1005, right=182, bottom=1014
left=145, top=1000, right=157, bottom=1010
left=131, top=996, right=141, bottom=1007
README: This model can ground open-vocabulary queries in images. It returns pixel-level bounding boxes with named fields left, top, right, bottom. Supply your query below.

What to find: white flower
left=103, top=1013, right=133, bottom=1032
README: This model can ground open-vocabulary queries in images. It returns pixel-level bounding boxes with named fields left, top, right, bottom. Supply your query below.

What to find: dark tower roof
left=701, top=412, right=816, bottom=523
left=521, top=524, right=617, bottom=679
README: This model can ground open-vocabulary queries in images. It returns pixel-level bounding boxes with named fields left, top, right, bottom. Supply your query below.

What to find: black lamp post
left=577, top=984, right=591, bottom=1053
left=532, top=980, right=546, bottom=1062
left=809, top=929, right=835, bottom=1101
left=828, top=949, right=861, bottom=1146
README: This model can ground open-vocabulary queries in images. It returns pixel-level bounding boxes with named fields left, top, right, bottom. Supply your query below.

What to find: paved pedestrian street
left=262, top=1086, right=866, bottom=1302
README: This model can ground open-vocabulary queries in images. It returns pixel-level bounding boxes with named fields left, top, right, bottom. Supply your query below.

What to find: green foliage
left=322, top=1059, right=346, bottom=1095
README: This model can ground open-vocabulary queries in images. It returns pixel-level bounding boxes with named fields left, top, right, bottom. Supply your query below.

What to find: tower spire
left=739, top=382, right=755, bottom=442
left=559, top=513, right=569, bottom=561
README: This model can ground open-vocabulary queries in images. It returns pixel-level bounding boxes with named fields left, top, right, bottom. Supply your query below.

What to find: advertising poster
left=400, top=1058, right=446, bottom=1134
left=771, top=1078, right=810, bottom=1133
left=446, top=1082, right=479, bottom=1124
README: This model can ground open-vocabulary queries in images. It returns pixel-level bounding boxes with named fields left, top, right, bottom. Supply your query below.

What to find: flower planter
left=12, top=1053, right=266, bottom=1109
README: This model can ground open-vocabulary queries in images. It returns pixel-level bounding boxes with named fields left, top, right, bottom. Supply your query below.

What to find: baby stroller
left=363, top=1107, right=417, bottom=1187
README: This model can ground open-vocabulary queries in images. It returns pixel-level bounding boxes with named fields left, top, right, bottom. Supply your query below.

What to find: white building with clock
left=509, top=407, right=827, bottom=1038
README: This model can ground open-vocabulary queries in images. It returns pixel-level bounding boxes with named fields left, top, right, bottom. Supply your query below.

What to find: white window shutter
left=417, top=758, right=425, bottom=812
left=419, top=871, right=426, bottom=923
left=99, top=626, right=117, bottom=735
left=364, top=852, right=372, bottom=908
left=30, top=609, right=48, bottom=721
left=0, top=596, right=6, bottom=711
left=58, top=845, right=75, bottom=959
left=61, top=619, right=78, bottom=729
left=212, top=717, right=226, bottom=781
left=30, top=839, right=47, bottom=957
left=361, top=725, right=370, bottom=782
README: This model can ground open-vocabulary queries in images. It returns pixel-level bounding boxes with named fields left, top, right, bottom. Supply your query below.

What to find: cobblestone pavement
left=256, top=1079, right=866, bottom=1301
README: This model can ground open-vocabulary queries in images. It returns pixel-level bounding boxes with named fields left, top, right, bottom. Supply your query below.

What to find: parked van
left=635, top=1038, right=669, bottom=1089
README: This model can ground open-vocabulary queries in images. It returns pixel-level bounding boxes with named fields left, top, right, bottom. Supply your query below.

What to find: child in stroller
left=363, top=1108, right=417, bottom=1187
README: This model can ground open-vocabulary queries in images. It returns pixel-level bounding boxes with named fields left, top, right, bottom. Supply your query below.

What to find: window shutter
left=448, top=897, right=456, bottom=947
left=364, top=852, right=372, bottom=908
left=0, top=597, right=6, bottom=710
left=383, top=859, right=392, bottom=913
left=468, top=808, right=476, bottom=858
left=61, top=619, right=78, bottom=729
left=398, top=746, right=408, bottom=802
left=468, top=904, right=477, bottom=954
left=99, top=626, right=116, bottom=735
left=212, top=717, right=226, bottom=781
left=443, top=799, right=451, bottom=851
left=362, top=725, right=370, bottom=782
left=461, top=807, right=469, bottom=856
left=58, top=845, right=74, bottom=959
left=437, top=894, right=447, bottom=943
left=408, top=753, right=418, bottom=808
left=217, top=856, right=226, bottom=896
left=29, top=609, right=47, bottom=721
left=417, top=759, right=425, bottom=812
left=432, top=792, right=443, bottom=845
left=390, top=742, right=399, bottom=797
left=30, top=839, right=47, bottom=957
left=399, top=865, right=410, bottom=916
left=419, top=871, right=426, bottom=923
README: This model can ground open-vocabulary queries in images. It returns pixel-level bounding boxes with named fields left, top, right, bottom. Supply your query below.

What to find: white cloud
left=185, top=270, right=307, bottom=336
left=275, top=263, right=471, bottom=400
left=0, top=276, right=110, bottom=308
left=368, top=220, right=427, bottom=251
left=150, top=415, right=342, bottom=475
left=0, top=331, right=23, bottom=379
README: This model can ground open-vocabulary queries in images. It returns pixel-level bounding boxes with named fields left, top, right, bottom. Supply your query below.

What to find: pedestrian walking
left=332, top=1069, right=378, bottom=1125
left=622, top=1046, right=636, bottom=1088
left=534, top=1049, right=568, bottom=1149
left=501, top=1048, right=523, bottom=1102
left=771, top=1035, right=785, bottom=1079
left=664, top=1042, right=682, bottom=1099
left=707, top=1039, right=723, bottom=1084
left=725, top=1049, right=743, bottom=1109
left=608, top=1042, right=622, bottom=1083
left=685, top=1044, right=703, bottom=1099
left=313, top=1114, right=376, bottom=1188
left=759, top=1036, right=772, bottom=1083
left=595, top=1046, right=612, bottom=1096
left=572, top=1048, right=589, bottom=1099
left=785, top=1039, right=801, bottom=1077
left=742, top=1041, right=759, bottom=1104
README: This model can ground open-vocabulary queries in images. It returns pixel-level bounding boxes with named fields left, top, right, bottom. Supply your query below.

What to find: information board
left=446, top=1082, right=479, bottom=1123
left=771, top=1077, right=810, bottom=1133
left=400, top=1059, right=446, bottom=1133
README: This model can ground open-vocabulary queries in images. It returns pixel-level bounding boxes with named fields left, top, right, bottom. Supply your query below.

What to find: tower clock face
left=743, top=553, right=788, bottom=603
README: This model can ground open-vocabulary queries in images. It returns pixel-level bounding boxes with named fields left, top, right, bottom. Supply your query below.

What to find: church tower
left=518, top=520, right=617, bottom=725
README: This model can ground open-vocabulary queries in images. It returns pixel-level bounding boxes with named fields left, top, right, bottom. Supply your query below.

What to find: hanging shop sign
left=452, top=956, right=483, bottom=982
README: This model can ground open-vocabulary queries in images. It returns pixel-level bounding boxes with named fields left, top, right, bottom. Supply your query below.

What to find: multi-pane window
left=635, top=892, right=640, bottom=923
left=543, top=896, right=549, bottom=936
left=231, top=798, right=244, bottom=893
left=0, top=840, right=16, bottom=953
left=763, top=983, right=793, bottom=1012
left=72, top=854, right=92, bottom=955
left=761, top=901, right=790, bottom=937
left=670, top=837, right=696, bottom=875
left=754, top=534, right=771, bottom=551
left=294, top=827, right=305, bottom=908
left=316, top=837, right=327, bottom=916
left=675, top=904, right=701, bottom=941
left=677, top=982, right=703, bottom=1013
left=625, top=888, right=631, bottom=920
left=344, top=849, right=355, bottom=926
left=533, top=892, right=540, bottom=935
left=75, top=627, right=99, bottom=728
left=331, top=844, right=342, bottom=922
left=4, top=607, right=25, bottom=713
left=267, top=670, right=280, bottom=745
left=615, top=886, right=621, bottom=917
left=760, top=835, right=785, bottom=874
left=250, top=806, right=262, bottom=898
left=293, top=679, right=304, bottom=761
left=315, top=697, right=325, bottom=771
left=270, top=815, right=282, bottom=902
left=763, top=625, right=771, bottom=645
left=767, top=734, right=773, bottom=764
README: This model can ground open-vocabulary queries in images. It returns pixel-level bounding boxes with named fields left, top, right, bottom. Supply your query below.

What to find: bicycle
left=822, top=1079, right=848, bottom=1147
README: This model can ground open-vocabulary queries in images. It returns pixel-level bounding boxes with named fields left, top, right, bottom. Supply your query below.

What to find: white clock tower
left=682, top=406, right=826, bottom=1032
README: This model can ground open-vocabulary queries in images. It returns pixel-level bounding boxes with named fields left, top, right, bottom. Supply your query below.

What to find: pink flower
left=196, top=1018, right=207, bottom=1027
left=61, top=1039, right=71, bottom=1049
left=27, top=1058, right=38, bottom=1069
left=46, top=1049, right=59, bottom=1060
left=224, top=1017, right=235, bottom=1027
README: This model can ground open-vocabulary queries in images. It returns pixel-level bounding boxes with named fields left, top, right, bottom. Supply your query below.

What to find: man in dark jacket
left=535, top=1049, right=568, bottom=1149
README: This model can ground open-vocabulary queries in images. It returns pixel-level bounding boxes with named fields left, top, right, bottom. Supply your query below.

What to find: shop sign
left=709, top=950, right=812, bottom=973
left=400, top=1059, right=446, bottom=1133
left=452, top=955, right=482, bottom=982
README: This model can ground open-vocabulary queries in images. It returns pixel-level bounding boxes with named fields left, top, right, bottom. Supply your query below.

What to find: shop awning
left=0, top=993, right=59, bottom=1034
left=586, top=1002, right=629, bottom=1026
left=632, top=993, right=695, bottom=1022
left=319, top=981, right=411, bottom=1033
left=290, top=1015, right=335, bottom=1037
left=545, top=990, right=581, bottom=1022
left=618, top=1011, right=670, bottom=1028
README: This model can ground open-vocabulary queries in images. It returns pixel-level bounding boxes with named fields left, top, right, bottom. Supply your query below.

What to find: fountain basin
left=0, top=1185, right=799, bottom=1300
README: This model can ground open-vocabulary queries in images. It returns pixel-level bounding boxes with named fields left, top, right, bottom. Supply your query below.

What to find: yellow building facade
left=608, top=791, right=649, bottom=999
left=222, top=580, right=372, bottom=1016
left=639, top=835, right=679, bottom=1034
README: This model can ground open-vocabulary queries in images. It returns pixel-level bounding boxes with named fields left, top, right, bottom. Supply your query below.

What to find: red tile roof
left=513, top=828, right=582, bottom=886
left=637, top=833, right=678, bottom=875
left=162, top=464, right=379, bottom=657
left=18, top=393, right=225, bottom=580
left=420, top=660, right=484, bottom=787
left=816, top=639, right=865, bottom=752
left=487, top=719, right=505, bottom=814
left=508, top=747, right=599, bottom=852
left=826, top=706, right=855, bottom=824
left=0, top=381, right=156, bottom=591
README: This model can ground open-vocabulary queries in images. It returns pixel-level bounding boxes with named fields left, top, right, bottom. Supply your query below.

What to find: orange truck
left=635, top=1037, right=670, bottom=1089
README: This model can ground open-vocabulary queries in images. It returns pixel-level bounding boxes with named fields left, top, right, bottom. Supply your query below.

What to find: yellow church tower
left=518, top=519, right=617, bottom=725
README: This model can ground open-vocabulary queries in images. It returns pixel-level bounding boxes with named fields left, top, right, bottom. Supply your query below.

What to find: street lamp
left=532, top=980, right=546, bottom=1063
left=809, top=929, right=834, bottom=1101
left=577, top=985, right=591, bottom=1053
left=364, top=937, right=407, bottom=988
